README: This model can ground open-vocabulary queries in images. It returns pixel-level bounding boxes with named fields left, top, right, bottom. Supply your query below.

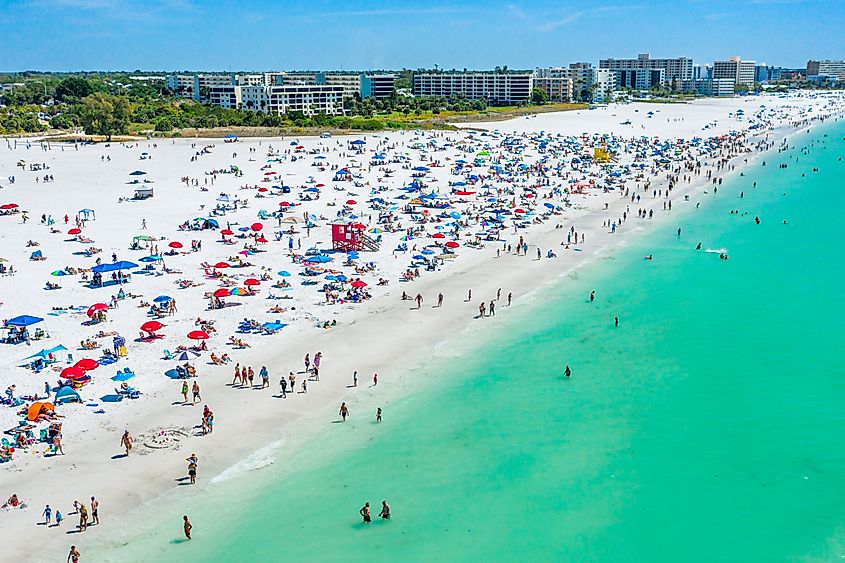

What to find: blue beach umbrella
left=277, top=271, right=291, bottom=277
left=111, top=371, right=135, bottom=381
left=153, top=295, right=173, bottom=303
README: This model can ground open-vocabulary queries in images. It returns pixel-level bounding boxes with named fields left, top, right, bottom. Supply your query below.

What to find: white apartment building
left=599, top=53, right=693, bottom=85
left=206, top=83, right=345, bottom=116
left=681, top=78, right=735, bottom=97
left=265, top=84, right=345, bottom=115
left=413, top=73, right=533, bottom=104
left=713, top=57, right=756, bottom=87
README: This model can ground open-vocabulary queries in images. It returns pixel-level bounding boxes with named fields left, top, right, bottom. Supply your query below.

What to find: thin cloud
left=308, top=7, right=463, bottom=18
left=539, top=5, right=635, bottom=33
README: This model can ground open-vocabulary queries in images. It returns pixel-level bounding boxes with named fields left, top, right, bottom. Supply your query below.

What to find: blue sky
left=0, top=0, right=842, bottom=71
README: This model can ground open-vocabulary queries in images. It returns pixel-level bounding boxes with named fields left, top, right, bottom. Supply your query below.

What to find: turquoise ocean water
left=98, top=121, right=845, bottom=562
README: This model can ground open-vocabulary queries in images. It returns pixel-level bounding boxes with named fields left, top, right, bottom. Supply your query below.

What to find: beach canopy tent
left=5, top=315, right=43, bottom=327
left=129, top=170, right=147, bottom=176
left=111, top=370, right=135, bottom=381
left=77, top=209, right=96, bottom=220
left=21, top=344, right=67, bottom=362
left=54, top=386, right=81, bottom=404
left=92, top=261, right=138, bottom=273
left=27, top=401, right=55, bottom=421
left=262, top=322, right=288, bottom=331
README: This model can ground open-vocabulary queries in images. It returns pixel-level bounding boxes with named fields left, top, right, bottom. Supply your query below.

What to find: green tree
left=77, top=93, right=131, bottom=139
left=55, top=77, right=93, bottom=102
left=531, top=87, right=549, bottom=105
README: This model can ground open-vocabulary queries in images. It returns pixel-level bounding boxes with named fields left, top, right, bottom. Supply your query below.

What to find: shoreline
left=2, top=95, right=843, bottom=561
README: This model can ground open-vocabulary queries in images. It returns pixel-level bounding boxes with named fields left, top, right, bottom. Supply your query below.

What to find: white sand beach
left=1, top=92, right=843, bottom=559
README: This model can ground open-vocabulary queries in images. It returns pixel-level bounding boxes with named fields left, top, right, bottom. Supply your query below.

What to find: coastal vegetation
left=0, top=74, right=582, bottom=138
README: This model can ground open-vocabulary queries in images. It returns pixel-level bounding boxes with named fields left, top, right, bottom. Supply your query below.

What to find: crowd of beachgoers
left=0, top=91, right=843, bottom=559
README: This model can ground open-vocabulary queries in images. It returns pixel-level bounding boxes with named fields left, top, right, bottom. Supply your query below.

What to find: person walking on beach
left=120, top=430, right=133, bottom=457
left=279, top=376, right=287, bottom=398
left=90, top=497, right=99, bottom=526
left=183, top=515, right=192, bottom=540
left=489, top=300, right=495, bottom=316
left=379, top=500, right=391, bottom=520
left=467, top=289, right=472, bottom=302
left=437, top=293, right=444, bottom=307
left=260, top=366, right=269, bottom=389
left=508, top=292, right=512, bottom=306
left=353, top=370, right=358, bottom=387
left=232, top=364, right=241, bottom=386
left=67, top=546, right=80, bottom=563
left=479, top=302, right=486, bottom=317
left=192, top=381, right=201, bottom=404
left=187, top=454, right=198, bottom=485
left=339, top=402, right=349, bottom=421
left=373, top=373, right=378, bottom=386
left=78, top=503, right=88, bottom=532
left=376, top=407, right=382, bottom=422
left=415, top=293, right=423, bottom=309
left=181, top=381, right=189, bottom=403
left=360, top=502, right=371, bottom=523
left=43, top=504, right=52, bottom=525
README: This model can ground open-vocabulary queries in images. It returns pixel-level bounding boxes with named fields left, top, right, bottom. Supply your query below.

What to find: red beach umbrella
left=279, top=201, right=292, bottom=207
left=244, top=278, right=261, bottom=286
left=351, top=223, right=366, bottom=229
left=86, top=303, right=108, bottom=317
left=263, top=171, right=276, bottom=176
left=251, top=222, right=263, bottom=232
left=141, top=320, right=164, bottom=332
left=257, top=187, right=268, bottom=193
left=445, top=241, right=460, bottom=248
left=187, top=330, right=209, bottom=340
left=432, top=233, right=446, bottom=239
left=214, top=262, right=230, bottom=269
left=345, top=199, right=357, bottom=205
left=0, top=203, right=18, bottom=210
left=61, top=367, right=87, bottom=380
left=168, top=241, right=183, bottom=249
left=256, top=236, right=268, bottom=244
left=514, top=208, right=526, bottom=214
left=212, top=288, right=231, bottom=298
left=74, top=358, right=99, bottom=371
left=350, top=280, right=367, bottom=288
left=67, top=228, right=82, bottom=235
left=220, top=229, right=234, bottom=236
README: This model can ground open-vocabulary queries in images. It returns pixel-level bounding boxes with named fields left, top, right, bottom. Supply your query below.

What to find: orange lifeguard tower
left=331, top=223, right=379, bottom=252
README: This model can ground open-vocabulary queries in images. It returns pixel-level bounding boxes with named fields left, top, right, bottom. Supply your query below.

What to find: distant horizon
left=1, top=0, right=842, bottom=72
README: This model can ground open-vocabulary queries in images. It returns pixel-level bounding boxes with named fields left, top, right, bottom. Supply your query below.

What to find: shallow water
left=96, top=121, right=845, bottom=562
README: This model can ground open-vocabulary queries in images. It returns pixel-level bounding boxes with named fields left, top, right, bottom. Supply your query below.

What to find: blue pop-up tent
left=92, top=261, right=138, bottom=273
left=77, top=209, right=95, bottom=220
left=55, top=386, right=81, bottom=404
left=6, top=315, right=44, bottom=327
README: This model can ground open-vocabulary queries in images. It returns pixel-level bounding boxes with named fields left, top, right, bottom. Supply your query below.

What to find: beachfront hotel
left=207, top=83, right=345, bottom=115
left=806, top=60, right=845, bottom=81
left=599, top=53, right=693, bottom=85
left=412, top=72, right=533, bottom=104
left=712, top=56, right=756, bottom=87
left=165, top=72, right=396, bottom=106
left=615, top=68, right=665, bottom=91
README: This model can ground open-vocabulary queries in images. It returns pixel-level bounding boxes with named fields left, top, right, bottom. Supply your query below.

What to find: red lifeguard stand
left=331, top=223, right=378, bottom=252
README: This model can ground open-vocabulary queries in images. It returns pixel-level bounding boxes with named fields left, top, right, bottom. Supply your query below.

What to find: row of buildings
left=162, top=56, right=845, bottom=116
left=164, top=72, right=397, bottom=116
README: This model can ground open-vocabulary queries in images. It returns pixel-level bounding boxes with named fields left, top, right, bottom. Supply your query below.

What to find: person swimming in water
left=696, top=242, right=702, bottom=250
left=564, top=364, right=572, bottom=378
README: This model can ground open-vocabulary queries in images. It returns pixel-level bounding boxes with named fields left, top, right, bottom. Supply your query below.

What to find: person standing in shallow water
left=360, top=502, right=371, bottom=523
left=564, top=364, right=572, bottom=378
left=183, top=515, right=192, bottom=539
left=380, top=500, right=391, bottom=520
left=339, top=402, right=349, bottom=421
left=589, top=290, right=595, bottom=302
